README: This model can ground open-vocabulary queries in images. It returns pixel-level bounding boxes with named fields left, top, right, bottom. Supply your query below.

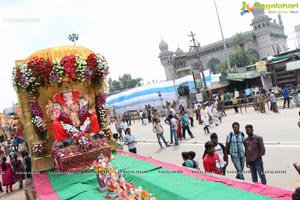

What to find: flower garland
left=27, top=57, right=52, bottom=87
left=12, top=53, right=109, bottom=94
left=78, top=135, right=90, bottom=151
left=96, top=92, right=108, bottom=126
left=50, top=58, right=64, bottom=84
left=74, top=55, right=88, bottom=82
left=13, top=64, right=39, bottom=94
left=60, top=117, right=91, bottom=150
left=30, top=101, right=47, bottom=139
left=32, top=144, right=46, bottom=156
left=86, top=53, right=109, bottom=85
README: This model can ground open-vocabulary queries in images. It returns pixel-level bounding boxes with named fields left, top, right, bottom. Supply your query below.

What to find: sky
left=0, top=0, right=299, bottom=111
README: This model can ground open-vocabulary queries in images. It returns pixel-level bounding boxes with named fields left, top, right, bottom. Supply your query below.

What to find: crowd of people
left=110, top=86, right=300, bottom=187
left=221, top=84, right=299, bottom=113
left=113, top=103, right=269, bottom=186
left=109, top=85, right=300, bottom=198
left=176, top=122, right=267, bottom=185
left=0, top=120, right=31, bottom=194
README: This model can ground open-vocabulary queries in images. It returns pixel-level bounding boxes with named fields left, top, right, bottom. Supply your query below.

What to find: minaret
left=250, top=5, right=272, bottom=58
left=158, top=39, right=175, bottom=81
left=278, top=14, right=283, bottom=25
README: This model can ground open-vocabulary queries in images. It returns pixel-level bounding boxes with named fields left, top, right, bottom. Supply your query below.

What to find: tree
left=119, top=74, right=143, bottom=89
left=109, top=74, right=143, bottom=92
left=231, top=32, right=252, bottom=58
left=230, top=49, right=258, bottom=68
left=216, top=49, right=258, bottom=70
left=111, top=80, right=121, bottom=91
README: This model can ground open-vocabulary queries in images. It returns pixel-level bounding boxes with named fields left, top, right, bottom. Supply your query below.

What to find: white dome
left=175, top=47, right=184, bottom=56
left=159, top=40, right=168, bottom=52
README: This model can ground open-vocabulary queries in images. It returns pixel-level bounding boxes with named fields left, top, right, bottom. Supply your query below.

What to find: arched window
left=262, top=23, right=265, bottom=27
left=276, top=45, right=281, bottom=54
left=258, top=24, right=261, bottom=28
left=282, top=44, right=286, bottom=52
left=254, top=26, right=257, bottom=30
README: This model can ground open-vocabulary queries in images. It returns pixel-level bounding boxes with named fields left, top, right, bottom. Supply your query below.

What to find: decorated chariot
left=12, top=45, right=115, bottom=172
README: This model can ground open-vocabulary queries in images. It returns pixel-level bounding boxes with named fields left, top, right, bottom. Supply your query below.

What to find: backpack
left=227, top=132, right=244, bottom=155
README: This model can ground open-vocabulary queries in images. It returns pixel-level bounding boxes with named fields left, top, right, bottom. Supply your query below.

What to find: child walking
left=153, top=119, right=169, bottom=148
left=182, top=151, right=195, bottom=168
left=188, top=151, right=200, bottom=170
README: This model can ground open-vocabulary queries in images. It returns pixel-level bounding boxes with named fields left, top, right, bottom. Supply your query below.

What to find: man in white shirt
left=186, top=106, right=194, bottom=127
left=124, top=128, right=137, bottom=154
left=210, top=133, right=227, bottom=175
left=234, top=89, right=239, bottom=98
left=120, top=119, right=128, bottom=134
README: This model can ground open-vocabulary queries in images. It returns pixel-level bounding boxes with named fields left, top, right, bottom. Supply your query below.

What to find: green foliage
left=230, top=32, right=253, bottom=53
left=216, top=60, right=227, bottom=74
left=230, top=49, right=258, bottom=68
left=110, top=74, right=143, bottom=92
left=216, top=49, right=258, bottom=70
left=228, top=32, right=258, bottom=67
left=111, top=80, right=121, bottom=91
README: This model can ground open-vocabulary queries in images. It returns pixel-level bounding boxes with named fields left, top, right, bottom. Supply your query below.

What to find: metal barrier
left=222, top=95, right=298, bottom=114
left=222, top=96, right=266, bottom=114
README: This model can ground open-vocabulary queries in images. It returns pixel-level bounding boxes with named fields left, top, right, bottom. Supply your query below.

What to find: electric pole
left=188, top=31, right=209, bottom=99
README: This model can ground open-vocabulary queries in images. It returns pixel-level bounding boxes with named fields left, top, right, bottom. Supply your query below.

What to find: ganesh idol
left=46, top=77, right=100, bottom=143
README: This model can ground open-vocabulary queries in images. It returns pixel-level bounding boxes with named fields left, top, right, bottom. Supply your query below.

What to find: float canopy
left=26, top=45, right=94, bottom=63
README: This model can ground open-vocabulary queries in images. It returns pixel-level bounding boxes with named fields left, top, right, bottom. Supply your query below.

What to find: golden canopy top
left=26, top=45, right=94, bottom=63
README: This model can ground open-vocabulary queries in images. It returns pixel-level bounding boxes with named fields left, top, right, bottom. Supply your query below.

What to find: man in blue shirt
left=282, top=86, right=290, bottom=108
left=12, top=135, right=21, bottom=152
left=225, top=122, right=245, bottom=180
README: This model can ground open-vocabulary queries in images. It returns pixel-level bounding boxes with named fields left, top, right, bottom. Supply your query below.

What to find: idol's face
left=63, top=92, right=73, bottom=102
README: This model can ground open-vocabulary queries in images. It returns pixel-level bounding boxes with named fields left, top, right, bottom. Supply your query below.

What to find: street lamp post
left=68, top=33, right=79, bottom=46
left=213, top=0, right=231, bottom=70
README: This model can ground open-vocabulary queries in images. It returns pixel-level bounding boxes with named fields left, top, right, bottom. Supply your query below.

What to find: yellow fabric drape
left=26, top=45, right=94, bottom=63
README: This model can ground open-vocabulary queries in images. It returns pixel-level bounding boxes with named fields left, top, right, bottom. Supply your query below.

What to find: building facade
left=158, top=8, right=288, bottom=81
left=295, top=25, right=300, bottom=49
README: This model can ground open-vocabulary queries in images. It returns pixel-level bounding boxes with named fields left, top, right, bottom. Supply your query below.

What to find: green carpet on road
left=47, top=153, right=274, bottom=200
